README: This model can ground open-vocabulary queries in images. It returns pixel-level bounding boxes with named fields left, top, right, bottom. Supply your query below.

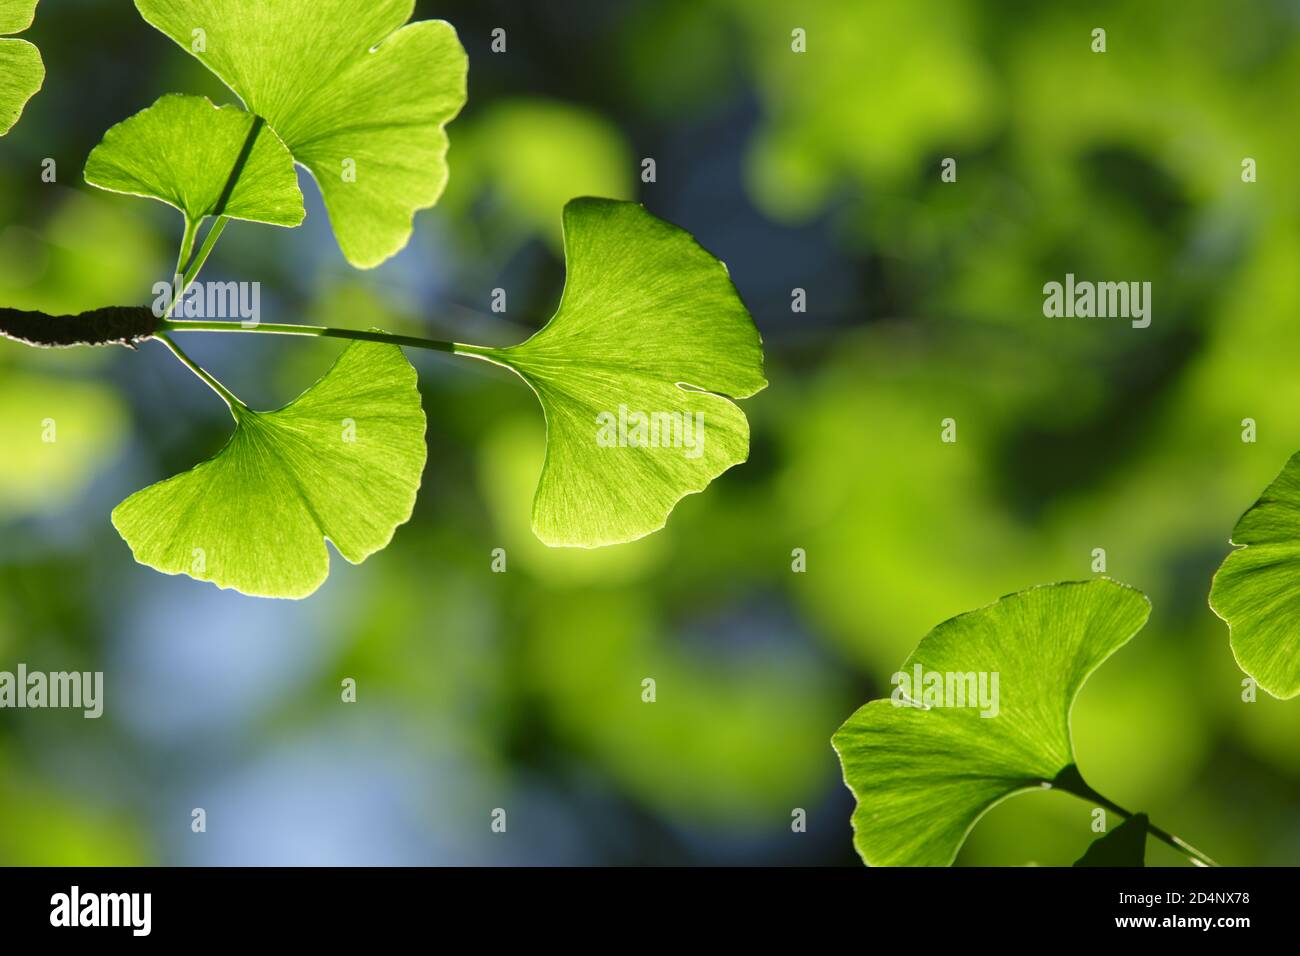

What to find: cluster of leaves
left=0, top=0, right=768, bottom=598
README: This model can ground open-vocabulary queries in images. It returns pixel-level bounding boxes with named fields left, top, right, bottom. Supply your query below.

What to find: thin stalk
left=161, top=215, right=228, bottom=322
left=158, top=216, right=199, bottom=322
left=1050, top=765, right=1218, bottom=867
left=175, top=217, right=199, bottom=281
left=183, top=216, right=229, bottom=289
left=152, top=201, right=505, bottom=413
left=161, top=317, right=492, bottom=357
left=1083, top=791, right=1218, bottom=868
left=156, top=215, right=244, bottom=401
left=165, top=111, right=256, bottom=313
left=155, top=332, right=248, bottom=419
left=157, top=200, right=500, bottom=361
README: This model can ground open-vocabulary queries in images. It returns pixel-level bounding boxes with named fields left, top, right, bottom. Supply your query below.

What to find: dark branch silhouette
left=0, top=306, right=158, bottom=349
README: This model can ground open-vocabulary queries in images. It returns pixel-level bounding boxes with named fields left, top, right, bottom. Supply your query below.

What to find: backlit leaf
left=112, top=339, right=426, bottom=599
left=0, top=0, right=43, bottom=136
left=84, top=94, right=303, bottom=228
left=459, top=198, right=767, bottom=548
left=832, top=580, right=1150, bottom=866
left=1210, top=451, right=1300, bottom=699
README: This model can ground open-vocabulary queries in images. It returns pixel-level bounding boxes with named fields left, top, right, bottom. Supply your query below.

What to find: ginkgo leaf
left=831, top=579, right=1151, bottom=867
left=112, top=339, right=426, bottom=599
left=458, top=198, right=767, bottom=548
left=1073, top=813, right=1148, bottom=867
left=0, top=0, right=36, bottom=31
left=135, top=0, right=467, bottom=268
left=84, top=94, right=303, bottom=228
left=0, top=0, right=44, bottom=136
left=1210, top=451, right=1300, bottom=699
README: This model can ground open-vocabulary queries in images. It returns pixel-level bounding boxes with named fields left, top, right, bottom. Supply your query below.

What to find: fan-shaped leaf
left=112, top=339, right=426, bottom=599
left=831, top=580, right=1150, bottom=866
left=0, top=0, right=43, bottom=136
left=460, top=198, right=767, bottom=547
left=85, top=94, right=303, bottom=228
left=135, top=0, right=467, bottom=267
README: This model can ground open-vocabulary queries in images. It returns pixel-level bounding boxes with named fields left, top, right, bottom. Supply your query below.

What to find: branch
left=0, top=306, right=158, bottom=349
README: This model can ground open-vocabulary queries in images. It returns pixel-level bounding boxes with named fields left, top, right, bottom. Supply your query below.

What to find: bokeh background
left=2, top=0, right=1299, bottom=866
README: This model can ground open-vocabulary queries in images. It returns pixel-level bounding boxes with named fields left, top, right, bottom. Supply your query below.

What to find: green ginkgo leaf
left=135, top=0, right=467, bottom=268
left=459, top=198, right=767, bottom=548
left=831, top=579, right=1151, bottom=867
left=112, top=339, right=426, bottom=599
left=0, top=0, right=44, bottom=136
left=84, top=94, right=303, bottom=228
left=1210, top=451, right=1300, bottom=699
left=1073, top=812, right=1148, bottom=867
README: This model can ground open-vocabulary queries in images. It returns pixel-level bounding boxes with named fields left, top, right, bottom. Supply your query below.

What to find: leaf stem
left=155, top=331, right=248, bottom=418
left=161, top=317, right=486, bottom=357
left=1049, top=765, right=1219, bottom=867
left=155, top=216, right=252, bottom=416
left=150, top=209, right=501, bottom=418
left=175, top=217, right=199, bottom=281
left=184, top=216, right=230, bottom=290
left=161, top=215, right=228, bottom=322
